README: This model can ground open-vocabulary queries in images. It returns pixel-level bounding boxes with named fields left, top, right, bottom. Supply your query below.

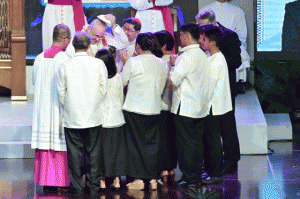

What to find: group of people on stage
left=32, top=1, right=243, bottom=197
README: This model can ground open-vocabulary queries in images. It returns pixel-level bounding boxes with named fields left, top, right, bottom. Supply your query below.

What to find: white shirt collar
left=181, top=44, right=200, bottom=52
left=74, top=52, right=88, bottom=57
left=215, top=1, right=228, bottom=9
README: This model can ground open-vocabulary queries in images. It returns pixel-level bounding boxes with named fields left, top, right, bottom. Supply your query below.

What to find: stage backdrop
left=198, top=0, right=254, bottom=61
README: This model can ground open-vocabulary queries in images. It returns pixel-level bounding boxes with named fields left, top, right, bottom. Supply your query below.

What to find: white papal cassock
left=202, top=1, right=250, bottom=82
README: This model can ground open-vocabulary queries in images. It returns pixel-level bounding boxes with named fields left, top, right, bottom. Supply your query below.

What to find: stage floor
left=1, top=119, right=300, bottom=198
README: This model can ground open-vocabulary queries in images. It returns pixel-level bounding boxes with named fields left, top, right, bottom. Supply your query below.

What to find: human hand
left=170, top=54, right=178, bottom=66
left=105, top=14, right=117, bottom=29
left=120, top=50, right=129, bottom=64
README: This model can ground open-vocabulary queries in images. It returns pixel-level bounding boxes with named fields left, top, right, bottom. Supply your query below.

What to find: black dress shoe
left=202, top=176, right=223, bottom=184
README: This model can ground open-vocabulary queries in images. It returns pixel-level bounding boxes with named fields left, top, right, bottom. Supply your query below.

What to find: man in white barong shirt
left=171, top=23, right=211, bottom=186
left=57, top=32, right=108, bottom=196
left=201, top=0, right=250, bottom=83
left=31, top=24, right=71, bottom=189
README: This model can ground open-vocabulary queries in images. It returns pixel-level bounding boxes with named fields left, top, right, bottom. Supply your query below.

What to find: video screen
left=256, top=0, right=299, bottom=52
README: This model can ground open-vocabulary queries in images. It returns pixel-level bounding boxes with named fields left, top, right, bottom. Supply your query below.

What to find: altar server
left=57, top=32, right=108, bottom=196
left=31, top=24, right=71, bottom=190
left=129, top=0, right=174, bottom=36
left=42, top=0, right=86, bottom=50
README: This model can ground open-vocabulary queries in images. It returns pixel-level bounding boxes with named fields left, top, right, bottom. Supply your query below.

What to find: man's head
left=72, top=32, right=92, bottom=51
left=122, top=18, right=141, bottom=42
left=52, top=24, right=71, bottom=50
left=199, top=24, right=222, bottom=52
left=196, top=9, right=217, bottom=26
left=154, top=30, right=174, bottom=53
left=87, top=19, right=106, bottom=44
left=179, top=22, right=201, bottom=47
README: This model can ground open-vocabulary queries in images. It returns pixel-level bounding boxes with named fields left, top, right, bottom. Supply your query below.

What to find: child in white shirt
left=95, top=49, right=126, bottom=190
left=200, top=24, right=233, bottom=184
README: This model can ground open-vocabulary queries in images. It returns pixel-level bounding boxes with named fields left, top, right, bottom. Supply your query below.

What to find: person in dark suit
left=196, top=8, right=241, bottom=175
left=282, top=0, right=300, bottom=51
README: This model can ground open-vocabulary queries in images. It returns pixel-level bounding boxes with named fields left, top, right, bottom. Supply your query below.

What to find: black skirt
left=100, top=125, right=127, bottom=177
left=124, top=110, right=161, bottom=180
left=158, top=111, right=178, bottom=171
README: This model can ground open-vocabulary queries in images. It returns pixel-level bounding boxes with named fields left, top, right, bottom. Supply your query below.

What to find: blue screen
left=257, top=0, right=295, bottom=52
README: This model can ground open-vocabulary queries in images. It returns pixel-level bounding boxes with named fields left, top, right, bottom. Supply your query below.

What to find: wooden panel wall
left=0, top=0, right=26, bottom=100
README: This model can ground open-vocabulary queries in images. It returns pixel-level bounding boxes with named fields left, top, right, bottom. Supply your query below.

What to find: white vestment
left=42, top=1, right=87, bottom=51
left=31, top=51, right=70, bottom=151
left=202, top=1, right=250, bottom=82
left=66, top=25, right=127, bottom=57
left=129, top=0, right=173, bottom=33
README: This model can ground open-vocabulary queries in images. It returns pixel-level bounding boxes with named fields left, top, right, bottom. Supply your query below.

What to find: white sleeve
left=155, top=0, right=173, bottom=6
left=99, top=61, right=108, bottom=99
left=57, top=64, right=67, bottom=106
left=129, top=0, right=153, bottom=11
left=160, top=60, right=168, bottom=96
left=112, top=25, right=130, bottom=49
left=121, top=57, right=133, bottom=86
left=235, top=11, right=247, bottom=49
left=171, top=55, right=190, bottom=88
left=208, top=60, right=222, bottom=101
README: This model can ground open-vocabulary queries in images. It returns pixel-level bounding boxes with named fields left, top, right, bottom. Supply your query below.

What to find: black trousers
left=229, top=70, right=237, bottom=111
left=227, top=71, right=240, bottom=163
left=64, top=125, right=102, bottom=195
left=220, top=111, right=240, bottom=162
left=158, top=111, right=177, bottom=171
left=203, top=111, right=224, bottom=177
left=174, top=113, right=207, bottom=184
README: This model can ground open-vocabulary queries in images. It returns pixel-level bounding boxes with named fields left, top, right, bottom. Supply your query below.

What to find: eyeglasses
left=122, top=26, right=136, bottom=33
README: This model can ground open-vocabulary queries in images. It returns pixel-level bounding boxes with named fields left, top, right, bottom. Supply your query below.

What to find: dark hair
left=72, top=32, right=91, bottom=50
left=180, top=22, right=201, bottom=41
left=123, top=18, right=141, bottom=31
left=203, top=25, right=222, bottom=47
left=136, top=32, right=153, bottom=51
left=154, top=30, right=174, bottom=51
left=136, top=33, right=163, bottom=58
left=196, top=9, right=216, bottom=23
left=95, top=49, right=117, bottom=79
left=53, top=24, right=70, bottom=42
left=103, top=45, right=117, bottom=58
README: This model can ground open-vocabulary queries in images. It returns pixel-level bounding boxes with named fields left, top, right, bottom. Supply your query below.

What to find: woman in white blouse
left=95, top=49, right=126, bottom=191
left=121, top=32, right=168, bottom=190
